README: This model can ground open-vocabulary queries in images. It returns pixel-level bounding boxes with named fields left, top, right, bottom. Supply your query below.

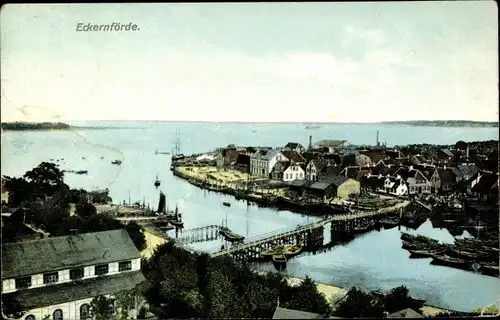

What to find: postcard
left=1, top=2, right=499, bottom=320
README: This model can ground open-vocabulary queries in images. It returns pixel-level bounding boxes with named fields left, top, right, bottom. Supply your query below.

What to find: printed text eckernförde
left=76, top=22, right=140, bottom=32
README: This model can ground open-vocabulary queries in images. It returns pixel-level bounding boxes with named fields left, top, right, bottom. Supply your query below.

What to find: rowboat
left=431, top=254, right=468, bottom=270
left=283, top=245, right=303, bottom=258
left=272, top=254, right=287, bottom=271
left=448, top=247, right=482, bottom=260
left=353, top=221, right=375, bottom=233
left=380, top=217, right=400, bottom=229
left=408, top=248, right=446, bottom=259
left=260, top=245, right=284, bottom=258
left=480, top=265, right=500, bottom=277
left=401, top=232, right=439, bottom=246
left=219, top=227, right=245, bottom=242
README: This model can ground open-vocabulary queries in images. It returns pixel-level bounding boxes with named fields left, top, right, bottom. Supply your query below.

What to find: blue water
left=1, top=121, right=499, bottom=311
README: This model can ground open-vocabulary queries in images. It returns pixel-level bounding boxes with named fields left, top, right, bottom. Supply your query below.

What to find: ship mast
left=172, top=128, right=181, bottom=156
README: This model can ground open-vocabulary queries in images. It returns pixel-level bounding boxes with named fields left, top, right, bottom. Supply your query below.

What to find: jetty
left=204, top=209, right=392, bottom=260
left=175, top=225, right=221, bottom=244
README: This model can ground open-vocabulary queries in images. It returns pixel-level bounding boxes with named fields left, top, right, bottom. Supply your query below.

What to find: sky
left=0, top=2, right=498, bottom=123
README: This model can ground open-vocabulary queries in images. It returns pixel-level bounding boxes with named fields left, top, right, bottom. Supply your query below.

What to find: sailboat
left=156, top=192, right=166, bottom=214
left=154, top=174, right=161, bottom=187
left=169, top=204, right=184, bottom=228
left=218, top=211, right=245, bottom=242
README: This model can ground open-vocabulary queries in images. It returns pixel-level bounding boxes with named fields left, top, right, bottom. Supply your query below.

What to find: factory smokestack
left=309, top=135, right=312, bottom=151
left=376, top=131, right=380, bottom=147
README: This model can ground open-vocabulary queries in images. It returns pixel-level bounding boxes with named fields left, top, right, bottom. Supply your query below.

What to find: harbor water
left=1, top=121, right=499, bottom=311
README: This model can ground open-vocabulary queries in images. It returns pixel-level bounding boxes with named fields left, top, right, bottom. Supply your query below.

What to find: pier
left=175, top=224, right=221, bottom=245
left=204, top=209, right=394, bottom=260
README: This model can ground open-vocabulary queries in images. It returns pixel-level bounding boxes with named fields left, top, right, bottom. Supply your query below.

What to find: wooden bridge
left=175, top=224, right=221, bottom=245
left=204, top=208, right=398, bottom=259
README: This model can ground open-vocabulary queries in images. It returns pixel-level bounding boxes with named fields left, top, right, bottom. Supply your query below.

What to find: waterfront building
left=1, top=229, right=145, bottom=320
left=250, top=150, right=286, bottom=178
left=382, top=176, right=409, bottom=196
left=430, top=168, right=457, bottom=193
left=355, top=151, right=390, bottom=167
left=392, top=166, right=432, bottom=195
left=305, top=159, right=329, bottom=182
left=283, top=142, right=305, bottom=153
left=283, top=164, right=306, bottom=182
left=307, top=175, right=360, bottom=200
left=312, top=140, right=348, bottom=154
left=280, top=150, right=306, bottom=164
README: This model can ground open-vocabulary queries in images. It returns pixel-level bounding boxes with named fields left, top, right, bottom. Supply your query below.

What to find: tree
left=90, top=295, right=113, bottom=320
left=383, top=285, right=421, bottom=313
left=4, top=176, right=34, bottom=207
left=125, top=221, right=146, bottom=251
left=115, top=286, right=144, bottom=320
left=284, top=276, right=331, bottom=315
left=75, top=202, right=97, bottom=219
left=23, top=162, right=66, bottom=198
left=335, top=287, right=384, bottom=318
left=455, top=140, right=468, bottom=150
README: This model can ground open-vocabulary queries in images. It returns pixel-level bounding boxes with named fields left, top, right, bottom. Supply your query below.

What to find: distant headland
left=1, top=121, right=71, bottom=131
left=380, top=120, right=499, bottom=128
left=1, top=121, right=140, bottom=131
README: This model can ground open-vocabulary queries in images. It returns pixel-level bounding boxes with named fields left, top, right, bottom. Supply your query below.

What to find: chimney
left=376, top=131, right=379, bottom=147
left=466, top=144, right=470, bottom=158
left=309, top=135, right=312, bottom=151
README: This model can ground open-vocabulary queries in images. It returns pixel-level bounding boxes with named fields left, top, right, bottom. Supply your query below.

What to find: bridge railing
left=203, top=210, right=390, bottom=256
left=204, top=223, right=309, bottom=254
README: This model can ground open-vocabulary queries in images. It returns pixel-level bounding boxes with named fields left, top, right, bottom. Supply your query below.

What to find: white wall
left=283, top=166, right=305, bottom=182
left=3, top=258, right=141, bottom=294
left=18, top=294, right=124, bottom=320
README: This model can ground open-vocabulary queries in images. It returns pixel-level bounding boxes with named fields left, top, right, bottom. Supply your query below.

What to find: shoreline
left=171, top=164, right=408, bottom=217
left=141, top=231, right=453, bottom=316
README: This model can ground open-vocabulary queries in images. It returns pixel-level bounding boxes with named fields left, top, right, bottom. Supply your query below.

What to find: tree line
left=1, top=122, right=71, bottom=131
left=1, top=162, right=145, bottom=250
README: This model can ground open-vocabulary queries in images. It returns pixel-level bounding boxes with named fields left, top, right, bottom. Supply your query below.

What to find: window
left=70, top=268, right=84, bottom=280
left=80, top=304, right=90, bottom=320
left=43, top=272, right=59, bottom=285
left=25, top=315, right=35, bottom=320
left=15, top=276, right=31, bottom=289
left=94, top=264, right=109, bottom=276
left=53, top=309, right=63, bottom=320
left=119, top=261, right=132, bottom=272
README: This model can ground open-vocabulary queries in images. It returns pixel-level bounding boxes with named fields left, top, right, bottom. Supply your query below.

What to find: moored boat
left=480, top=265, right=500, bottom=277
left=380, top=217, right=400, bottom=229
left=448, top=247, right=483, bottom=260
left=219, top=227, right=245, bottom=242
left=430, top=254, right=469, bottom=270
left=401, top=232, right=439, bottom=246
left=272, top=254, right=287, bottom=271
left=408, top=248, right=446, bottom=259
left=260, top=245, right=284, bottom=258
left=353, top=221, right=375, bottom=233
left=402, top=240, right=426, bottom=251
left=222, top=202, right=231, bottom=207
left=283, top=245, right=303, bottom=258
left=111, top=160, right=122, bottom=165
left=154, top=174, right=161, bottom=187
